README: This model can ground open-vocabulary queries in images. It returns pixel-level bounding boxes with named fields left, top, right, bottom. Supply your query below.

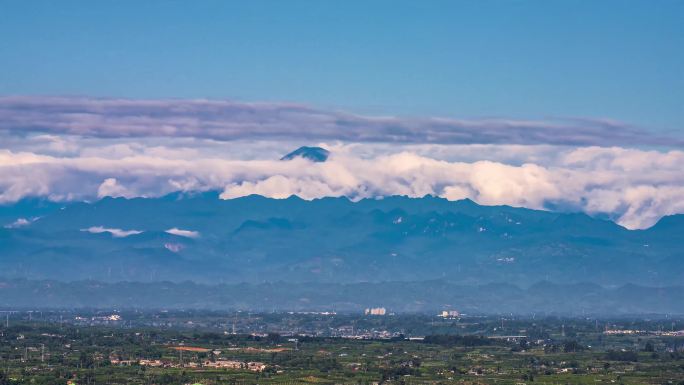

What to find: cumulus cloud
left=98, top=178, right=134, bottom=198
left=1, top=142, right=684, bottom=229
left=1, top=96, right=683, bottom=230
left=1, top=96, right=680, bottom=147
left=165, top=228, right=200, bottom=239
left=2, top=141, right=684, bottom=229
left=81, top=226, right=143, bottom=238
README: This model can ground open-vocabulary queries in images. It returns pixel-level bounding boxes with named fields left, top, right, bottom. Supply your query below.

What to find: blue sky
left=1, top=0, right=682, bottom=133
left=1, top=1, right=684, bottom=228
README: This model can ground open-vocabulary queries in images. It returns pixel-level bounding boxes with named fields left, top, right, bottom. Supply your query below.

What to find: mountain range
left=1, top=192, right=682, bottom=287
left=1, top=145, right=682, bottom=313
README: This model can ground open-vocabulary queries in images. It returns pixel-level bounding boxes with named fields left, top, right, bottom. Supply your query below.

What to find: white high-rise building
left=364, top=307, right=386, bottom=316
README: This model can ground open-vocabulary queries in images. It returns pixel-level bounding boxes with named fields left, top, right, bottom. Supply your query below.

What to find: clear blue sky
left=1, top=0, right=682, bottom=132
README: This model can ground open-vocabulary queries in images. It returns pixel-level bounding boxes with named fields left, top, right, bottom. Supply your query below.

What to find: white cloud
left=467, top=161, right=562, bottom=208
left=220, top=175, right=338, bottom=200
left=165, top=228, right=200, bottom=239
left=1, top=96, right=681, bottom=147
left=97, top=178, right=135, bottom=198
left=81, top=226, right=143, bottom=238
left=4, top=218, right=31, bottom=228
left=1, top=139, right=684, bottom=230
left=1, top=97, right=683, bottom=230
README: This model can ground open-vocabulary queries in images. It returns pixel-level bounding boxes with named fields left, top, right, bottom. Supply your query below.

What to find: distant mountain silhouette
left=281, top=146, right=330, bottom=162
left=1, top=194, right=682, bottom=287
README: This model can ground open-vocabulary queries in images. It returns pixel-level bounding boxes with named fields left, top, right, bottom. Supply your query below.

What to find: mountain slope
left=280, top=146, right=330, bottom=162
left=0, top=194, right=682, bottom=285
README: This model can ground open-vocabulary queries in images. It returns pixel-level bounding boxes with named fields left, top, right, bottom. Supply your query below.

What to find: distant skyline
left=1, top=0, right=683, bottom=133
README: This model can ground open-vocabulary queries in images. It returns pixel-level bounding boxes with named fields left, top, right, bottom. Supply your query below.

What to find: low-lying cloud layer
left=165, top=228, right=200, bottom=239
left=81, top=226, right=142, bottom=238
left=1, top=96, right=683, bottom=230
left=1, top=138, right=683, bottom=229
left=1, top=96, right=680, bottom=147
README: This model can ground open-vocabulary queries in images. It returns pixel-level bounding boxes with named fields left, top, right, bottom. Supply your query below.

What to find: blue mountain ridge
left=0, top=193, right=682, bottom=287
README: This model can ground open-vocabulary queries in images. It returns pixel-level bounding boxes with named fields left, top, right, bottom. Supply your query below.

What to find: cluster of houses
left=110, top=357, right=266, bottom=371
left=604, top=329, right=684, bottom=336
left=204, top=360, right=267, bottom=372
left=603, top=329, right=644, bottom=335
left=73, top=314, right=123, bottom=325
left=439, top=310, right=460, bottom=318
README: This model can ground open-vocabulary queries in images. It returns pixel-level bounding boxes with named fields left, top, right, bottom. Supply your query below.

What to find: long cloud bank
left=1, top=143, right=683, bottom=229
left=1, top=96, right=683, bottom=229
left=1, top=96, right=681, bottom=147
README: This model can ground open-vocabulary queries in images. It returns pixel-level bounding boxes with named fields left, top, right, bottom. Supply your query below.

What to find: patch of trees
left=562, top=339, right=584, bottom=353
left=423, top=334, right=494, bottom=347
left=380, top=365, right=420, bottom=381
left=606, top=350, right=639, bottom=362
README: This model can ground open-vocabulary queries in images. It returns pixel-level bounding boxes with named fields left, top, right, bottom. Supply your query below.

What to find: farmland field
left=1, top=311, right=683, bottom=385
